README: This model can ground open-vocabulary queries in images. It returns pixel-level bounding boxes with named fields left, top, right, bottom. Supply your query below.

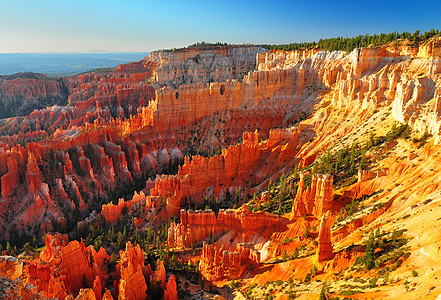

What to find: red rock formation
left=151, top=260, right=166, bottom=288
left=117, top=242, right=148, bottom=300
left=0, top=72, right=68, bottom=118
left=27, top=233, right=97, bottom=299
left=299, top=153, right=316, bottom=169
left=317, top=211, right=334, bottom=262
left=57, top=150, right=74, bottom=174
left=1, top=157, right=20, bottom=198
left=25, top=152, right=43, bottom=194
left=103, top=141, right=132, bottom=182
left=74, top=289, right=97, bottom=300
left=89, top=246, right=111, bottom=286
left=149, top=127, right=312, bottom=218
left=25, top=235, right=171, bottom=300
left=27, top=233, right=69, bottom=298
left=0, top=255, right=44, bottom=299
left=163, top=275, right=177, bottom=300
left=100, top=191, right=146, bottom=224
left=168, top=207, right=282, bottom=249
left=93, top=276, right=103, bottom=300
left=358, top=169, right=375, bottom=183
left=102, top=290, right=114, bottom=300
left=122, top=141, right=142, bottom=178
left=292, top=172, right=333, bottom=218
left=199, top=241, right=260, bottom=281
left=60, top=240, right=95, bottom=295
left=2, top=41, right=441, bottom=298
left=0, top=44, right=321, bottom=237
left=0, top=256, right=23, bottom=280
left=199, top=242, right=240, bottom=281
left=91, top=144, right=116, bottom=189
left=76, top=147, right=97, bottom=180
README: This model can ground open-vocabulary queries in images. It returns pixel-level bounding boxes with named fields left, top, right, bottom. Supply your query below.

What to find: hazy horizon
left=0, top=52, right=148, bottom=76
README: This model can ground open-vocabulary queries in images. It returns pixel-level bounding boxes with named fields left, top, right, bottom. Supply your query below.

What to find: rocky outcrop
left=103, top=141, right=132, bottom=183
left=148, top=45, right=265, bottom=87
left=117, top=242, right=148, bottom=300
left=317, top=211, right=334, bottom=262
left=22, top=235, right=179, bottom=300
left=199, top=241, right=261, bottom=281
left=0, top=256, right=42, bottom=299
left=163, top=275, right=177, bottom=300
left=27, top=233, right=69, bottom=298
left=0, top=44, right=321, bottom=237
left=60, top=240, right=95, bottom=295
left=27, top=233, right=97, bottom=299
left=74, top=289, right=97, bottom=300
left=0, top=274, right=45, bottom=299
left=292, top=172, right=333, bottom=218
left=100, top=191, right=146, bottom=224
left=168, top=207, right=282, bottom=249
left=0, top=256, right=23, bottom=280
left=256, top=49, right=320, bottom=71
left=151, top=260, right=166, bottom=287
left=25, top=152, right=43, bottom=194
left=93, top=276, right=103, bottom=300
left=358, top=169, right=375, bottom=183
left=144, top=63, right=321, bottom=133
left=102, top=290, right=114, bottom=300
left=91, top=144, right=116, bottom=189
left=1, top=157, right=20, bottom=198
left=200, top=242, right=242, bottom=281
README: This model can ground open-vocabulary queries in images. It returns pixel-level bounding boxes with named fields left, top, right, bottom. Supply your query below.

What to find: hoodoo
left=317, top=211, right=334, bottom=262
left=292, top=172, right=333, bottom=218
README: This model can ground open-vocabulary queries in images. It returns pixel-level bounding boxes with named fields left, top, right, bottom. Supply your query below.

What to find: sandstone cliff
left=148, top=45, right=265, bottom=87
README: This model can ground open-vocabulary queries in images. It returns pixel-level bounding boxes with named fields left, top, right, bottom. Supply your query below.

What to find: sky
left=0, top=0, right=440, bottom=53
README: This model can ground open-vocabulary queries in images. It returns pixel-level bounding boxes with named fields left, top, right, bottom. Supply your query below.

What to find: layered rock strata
left=168, top=207, right=281, bottom=249
left=148, top=45, right=265, bottom=87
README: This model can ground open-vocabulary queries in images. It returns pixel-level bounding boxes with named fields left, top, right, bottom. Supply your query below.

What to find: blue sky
left=0, top=0, right=440, bottom=53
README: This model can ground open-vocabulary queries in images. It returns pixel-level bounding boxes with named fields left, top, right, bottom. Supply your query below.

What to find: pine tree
left=292, top=247, right=299, bottom=259
left=319, top=285, right=328, bottom=300
left=359, top=149, right=366, bottom=170
left=117, top=232, right=124, bottom=249
left=171, top=253, right=177, bottom=267
left=364, top=233, right=375, bottom=269
left=82, top=274, right=89, bottom=288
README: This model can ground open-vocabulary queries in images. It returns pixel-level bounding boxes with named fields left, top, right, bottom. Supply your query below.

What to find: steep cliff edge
left=148, top=45, right=265, bottom=87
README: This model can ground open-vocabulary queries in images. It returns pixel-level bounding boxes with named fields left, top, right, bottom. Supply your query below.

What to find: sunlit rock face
left=148, top=45, right=265, bottom=87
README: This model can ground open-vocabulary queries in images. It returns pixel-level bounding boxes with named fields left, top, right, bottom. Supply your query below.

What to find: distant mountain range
left=0, top=52, right=147, bottom=77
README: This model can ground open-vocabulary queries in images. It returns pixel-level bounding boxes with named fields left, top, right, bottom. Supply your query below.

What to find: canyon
left=0, top=37, right=441, bottom=299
